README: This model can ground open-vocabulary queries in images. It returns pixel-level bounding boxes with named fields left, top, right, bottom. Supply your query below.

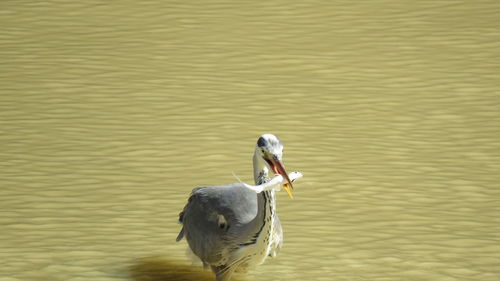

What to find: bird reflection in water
left=129, top=257, right=247, bottom=281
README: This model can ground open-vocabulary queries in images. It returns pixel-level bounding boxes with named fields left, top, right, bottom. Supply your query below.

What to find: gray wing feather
left=177, top=183, right=259, bottom=265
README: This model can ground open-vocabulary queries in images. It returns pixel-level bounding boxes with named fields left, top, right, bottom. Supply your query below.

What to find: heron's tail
left=176, top=210, right=185, bottom=241
left=176, top=227, right=185, bottom=241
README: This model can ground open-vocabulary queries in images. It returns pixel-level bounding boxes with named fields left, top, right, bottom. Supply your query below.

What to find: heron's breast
left=236, top=190, right=277, bottom=266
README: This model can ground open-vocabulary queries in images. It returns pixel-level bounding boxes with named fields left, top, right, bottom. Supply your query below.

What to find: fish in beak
left=268, top=155, right=294, bottom=199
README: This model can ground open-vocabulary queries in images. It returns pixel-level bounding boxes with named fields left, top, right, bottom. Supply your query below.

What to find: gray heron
left=176, top=134, right=302, bottom=281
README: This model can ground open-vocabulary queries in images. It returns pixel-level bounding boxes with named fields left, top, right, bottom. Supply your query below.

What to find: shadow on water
left=129, top=257, right=246, bottom=281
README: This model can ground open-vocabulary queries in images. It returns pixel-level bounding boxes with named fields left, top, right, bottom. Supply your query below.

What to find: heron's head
left=254, top=134, right=294, bottom=198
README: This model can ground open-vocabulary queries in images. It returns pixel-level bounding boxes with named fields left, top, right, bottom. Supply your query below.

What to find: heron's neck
left=253, top=150, right=276, bottom=226
left=253, top=150, right=270, bottom=185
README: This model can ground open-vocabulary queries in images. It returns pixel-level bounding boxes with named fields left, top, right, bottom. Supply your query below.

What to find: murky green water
left=1, top=1, right=500, bottom=280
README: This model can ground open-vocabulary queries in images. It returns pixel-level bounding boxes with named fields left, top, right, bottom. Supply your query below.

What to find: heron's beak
left=269, top=155, right=294, bottom=199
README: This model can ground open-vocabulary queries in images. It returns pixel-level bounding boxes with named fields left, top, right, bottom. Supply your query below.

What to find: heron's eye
left=257, top=137, right=267, bottom=148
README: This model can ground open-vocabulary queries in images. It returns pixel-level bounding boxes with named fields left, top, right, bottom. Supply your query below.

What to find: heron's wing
left=178, top=183, right=259, bottom=265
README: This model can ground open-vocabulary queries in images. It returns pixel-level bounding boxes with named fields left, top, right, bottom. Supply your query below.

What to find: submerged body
left=176, top=134, right=299, bottom=281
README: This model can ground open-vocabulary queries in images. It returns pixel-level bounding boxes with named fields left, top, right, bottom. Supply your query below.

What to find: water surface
left=1, top=1, right=500, bottom=281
